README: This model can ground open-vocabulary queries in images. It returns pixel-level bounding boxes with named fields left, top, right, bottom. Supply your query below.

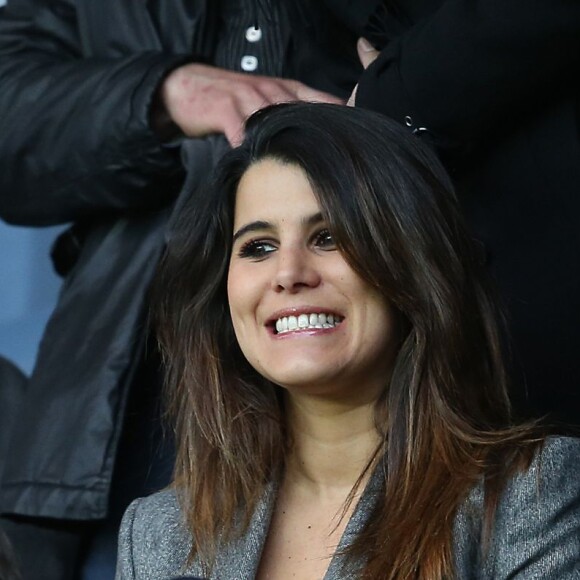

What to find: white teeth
left=273, top=313, right=343, bottom=334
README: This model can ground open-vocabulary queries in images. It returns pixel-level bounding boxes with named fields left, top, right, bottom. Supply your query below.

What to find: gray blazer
left=115, top=437, right=580, bottom=579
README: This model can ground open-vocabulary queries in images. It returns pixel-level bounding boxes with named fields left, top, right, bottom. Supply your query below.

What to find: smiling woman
left=116, top=103, right=580, bottom=580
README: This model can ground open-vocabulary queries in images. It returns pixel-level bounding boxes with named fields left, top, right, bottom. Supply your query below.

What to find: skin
left=227, top=159, right=397, bottom=577
left=155, top=63, right=343, bottom=145
left=347, top=38, right=380, bottom=106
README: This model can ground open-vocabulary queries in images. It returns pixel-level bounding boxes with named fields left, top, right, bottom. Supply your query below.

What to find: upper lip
left=265, top=306, right=344, bottom=326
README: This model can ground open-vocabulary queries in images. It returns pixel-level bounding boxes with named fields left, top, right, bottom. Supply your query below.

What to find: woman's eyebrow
left=232, top=213, right=324, bottom=242
left=232, top=220, right=272, bottom=242
left=305, top=212, right=324, bottom=226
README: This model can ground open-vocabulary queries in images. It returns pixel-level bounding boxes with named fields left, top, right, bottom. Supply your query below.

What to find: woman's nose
left=271, top=247, right=321, bottom=293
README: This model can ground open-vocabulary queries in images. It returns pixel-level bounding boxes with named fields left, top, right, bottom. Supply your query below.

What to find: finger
left=229, top=83, right=277, bottom=119
left=302, top=90, right=345, bottom=105
left=357, top=38, right=380, bottom=70
left=347, top=85, right=358, bottom=107
left=267, top=79, right=342, bottom=105
left=250, top=80, right=297, bottom=106
left=213, top=103, right=247, bottom=146
left=292, top=83, right=344, bottom=104
left=233, top=79, right=326, bottom=117
left=226, top=124, right=245, bottom=147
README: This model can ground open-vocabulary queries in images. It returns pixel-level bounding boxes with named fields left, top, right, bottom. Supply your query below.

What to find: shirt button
left=245, top=26, right=262, bottom=42
left=241, top=55, right=258, bottom=72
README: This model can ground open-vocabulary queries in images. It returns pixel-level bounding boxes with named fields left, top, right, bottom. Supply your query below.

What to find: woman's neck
left=283, top=392, right=382, bottom=497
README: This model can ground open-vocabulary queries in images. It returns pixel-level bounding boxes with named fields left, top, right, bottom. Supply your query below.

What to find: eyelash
left=237, top=239, right=276, bottom=259
left=237, top=228, right=335, bottom=260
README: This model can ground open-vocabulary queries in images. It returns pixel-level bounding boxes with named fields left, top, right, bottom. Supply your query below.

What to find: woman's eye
left=313, top=228, right=336, bottom=250
left=237, top=239, right=276, bottom=259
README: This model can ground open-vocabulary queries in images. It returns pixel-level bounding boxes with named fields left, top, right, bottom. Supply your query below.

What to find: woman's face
left=227, top=158, right=398, bottom=403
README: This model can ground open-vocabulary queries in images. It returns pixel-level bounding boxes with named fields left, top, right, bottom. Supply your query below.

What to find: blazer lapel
left=323, top=465, right=385, bottom=580
left=210, top=481, right=277, bottom=579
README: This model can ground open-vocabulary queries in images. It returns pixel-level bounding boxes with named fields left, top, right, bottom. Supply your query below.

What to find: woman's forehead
left=233, top=159, right=322, bottom=228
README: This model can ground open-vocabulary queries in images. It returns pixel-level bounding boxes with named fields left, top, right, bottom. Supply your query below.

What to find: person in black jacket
left=348, top=0, right=580, bottom=431
left=0, top=1, right=376, bottom=578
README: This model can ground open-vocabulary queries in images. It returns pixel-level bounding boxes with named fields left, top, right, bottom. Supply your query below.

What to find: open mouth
left=273, top=313, right=344, bottom=335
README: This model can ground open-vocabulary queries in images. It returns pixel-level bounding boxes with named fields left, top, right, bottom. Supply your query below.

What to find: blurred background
left=0, top=223, right=64, bottom=375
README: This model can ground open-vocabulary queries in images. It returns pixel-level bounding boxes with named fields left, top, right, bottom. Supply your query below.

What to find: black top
left=215, top=0, right=286, bottom=76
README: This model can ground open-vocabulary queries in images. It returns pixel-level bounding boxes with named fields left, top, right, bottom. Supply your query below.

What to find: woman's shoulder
left=505, top=435, right=580, bottom=501
left=122, top=487, right=185, bottom=539
left=116, top=488, right=199, bottom=579
left=455, top=436, right=580, bottom=578
left=530, top=434, right=580, bottom=472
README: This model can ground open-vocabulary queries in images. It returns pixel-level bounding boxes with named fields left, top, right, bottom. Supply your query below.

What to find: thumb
left=357, top=38, right=380, bottom=69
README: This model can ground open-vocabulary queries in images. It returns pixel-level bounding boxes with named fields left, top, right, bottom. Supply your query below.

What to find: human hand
left=153, top=63, right=344, bottom=146
left=347, top=38, right=380, bottom=107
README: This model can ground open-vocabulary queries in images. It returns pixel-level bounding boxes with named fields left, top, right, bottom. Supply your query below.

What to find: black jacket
left=0, top=0, right=374, bottom=520
left=356, top=0, right=580, bottom=427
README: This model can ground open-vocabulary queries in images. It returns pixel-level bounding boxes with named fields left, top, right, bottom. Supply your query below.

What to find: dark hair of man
left=154, top=103, right=541, bottom=579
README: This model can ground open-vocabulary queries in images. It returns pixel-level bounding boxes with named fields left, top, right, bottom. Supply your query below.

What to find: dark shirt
left=215, top=0, right=286, bottom=77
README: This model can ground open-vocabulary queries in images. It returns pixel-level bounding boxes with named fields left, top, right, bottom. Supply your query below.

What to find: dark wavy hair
left=155, top=103, right=540, bottom=578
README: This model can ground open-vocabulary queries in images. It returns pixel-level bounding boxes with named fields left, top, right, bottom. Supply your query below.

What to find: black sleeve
left=355, top=0, right=580, bottom=151
left=320, top=0, right=384, bottom=37
left=0, top=0, right=189, bottom=225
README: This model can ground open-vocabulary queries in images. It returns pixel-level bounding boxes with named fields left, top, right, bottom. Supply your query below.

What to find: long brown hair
left=154, top=103, right=542, bottom=578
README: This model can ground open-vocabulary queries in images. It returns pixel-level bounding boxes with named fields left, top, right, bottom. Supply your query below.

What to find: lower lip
left=269, top=324, right=343, bottom=339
